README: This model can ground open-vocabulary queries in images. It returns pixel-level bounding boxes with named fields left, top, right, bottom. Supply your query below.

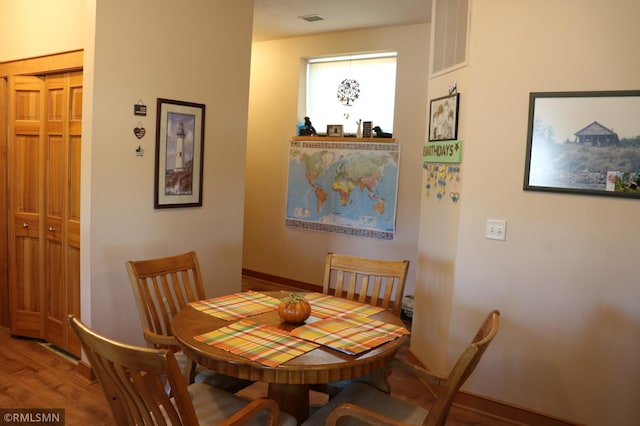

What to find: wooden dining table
left=171, top=291, right=409, bottom=423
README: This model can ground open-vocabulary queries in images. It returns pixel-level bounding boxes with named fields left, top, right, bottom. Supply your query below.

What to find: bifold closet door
left=8, top=72, right=82, bottom=357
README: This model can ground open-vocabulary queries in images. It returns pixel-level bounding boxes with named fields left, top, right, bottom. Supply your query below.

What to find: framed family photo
left=154, top=98, right=206, bottom=208
left=327, top=124, right=344, bottom=137
left=523, top=90, right=640, bottom=199
left=429, top=93, right=459, bottom=141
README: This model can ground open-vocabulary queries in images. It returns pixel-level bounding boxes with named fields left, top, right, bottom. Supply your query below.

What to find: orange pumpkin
left=278, top=293, right=311, bottom=324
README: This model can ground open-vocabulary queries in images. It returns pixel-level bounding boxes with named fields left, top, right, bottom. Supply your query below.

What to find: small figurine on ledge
left=373, top=126, right=392, bottom=138
left=299, top=116, right=317, bottom=136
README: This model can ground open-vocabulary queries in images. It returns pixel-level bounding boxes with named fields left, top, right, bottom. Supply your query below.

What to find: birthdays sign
left=423, top=140, right=463, bottom=163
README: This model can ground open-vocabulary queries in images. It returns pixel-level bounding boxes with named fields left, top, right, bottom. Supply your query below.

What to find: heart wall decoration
left=134, top=124, right=146, bottom=139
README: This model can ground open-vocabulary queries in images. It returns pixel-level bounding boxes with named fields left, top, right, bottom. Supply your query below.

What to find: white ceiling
left=252, top=0, right=432, bottom=42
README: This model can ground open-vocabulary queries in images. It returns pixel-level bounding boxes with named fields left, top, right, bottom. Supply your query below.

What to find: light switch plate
left=486, top=219, right=507, bottom=241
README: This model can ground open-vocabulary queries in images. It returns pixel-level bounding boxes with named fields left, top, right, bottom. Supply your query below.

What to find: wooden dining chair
left=126, top=251, right=251, bottom=392
left=311, top=253, right=411, bottom=397
left=322, top=252, right=410, bottom=317
left=67, top=315, right=296, bottom=426
left=301, top=310, right=501, bottom=426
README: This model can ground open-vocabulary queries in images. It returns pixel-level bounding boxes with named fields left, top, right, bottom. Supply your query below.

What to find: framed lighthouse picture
left=154, top=98, right=206, bottom=208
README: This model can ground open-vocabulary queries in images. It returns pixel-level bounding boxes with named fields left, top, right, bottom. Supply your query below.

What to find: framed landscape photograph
left=429, top=93, right=459, bottom=141
left=154, top=98, right=205, bottom=208
left=523, top=90, right=640, bottom=199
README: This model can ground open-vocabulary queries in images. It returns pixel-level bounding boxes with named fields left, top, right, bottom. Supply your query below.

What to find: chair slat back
left=126, top=251, right=206, bottom=349
left=425, top=310, right=500, bottom=426
left=68, top=315, right=199, bottom=426
left=322, top=252, right=410, bottom=316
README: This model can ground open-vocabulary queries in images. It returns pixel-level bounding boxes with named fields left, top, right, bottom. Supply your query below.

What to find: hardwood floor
left=0, top=329, right=113, bottom=425
left=0, top=276, right=515, bottom=425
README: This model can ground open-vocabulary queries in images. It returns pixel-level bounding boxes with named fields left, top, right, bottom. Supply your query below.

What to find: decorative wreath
left=337, top=78, right=360, bottom=106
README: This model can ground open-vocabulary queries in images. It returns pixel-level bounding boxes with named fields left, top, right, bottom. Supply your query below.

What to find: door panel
left=12, top=236, right=41, bottom=337
left=43, top=72, right=82, bottom=356
left=9, top=76, right=45, bottom=339
left=65, top=73, right=82, bottom=356
left=14, top=136, right=40, bottom=213
left=67, top=243, right=81, bottom=354
left=45, top=129, right=64, bottom=349
left=44, top=237, right=63, bottom=347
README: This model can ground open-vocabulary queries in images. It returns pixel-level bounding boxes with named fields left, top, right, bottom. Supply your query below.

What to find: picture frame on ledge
left=363, top=121, right=372, bottom=138
left=327, top=124, right=344, bottom=137
left=429, top=93, right=460, bottom=141
left=154, top=98, right=206, bottom=208
left=523, top=90, right=640, bottom=199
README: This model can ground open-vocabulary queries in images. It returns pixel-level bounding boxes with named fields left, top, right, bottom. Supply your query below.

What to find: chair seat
left=312, top=368, right=391, bottom=397
left=302, top=381, right=428, bottom=426
left=174, top=351, right=253, bottom=393
left=188, top=383, right=297, bottom=426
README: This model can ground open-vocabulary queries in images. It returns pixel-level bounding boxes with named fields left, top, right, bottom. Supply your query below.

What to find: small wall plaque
left=133, top=122, right=146, bottom=139
left=134, top=100, right=147, bottom=116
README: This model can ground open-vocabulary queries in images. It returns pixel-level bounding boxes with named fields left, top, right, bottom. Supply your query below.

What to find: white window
left=303, top=53, right=397, bottom=136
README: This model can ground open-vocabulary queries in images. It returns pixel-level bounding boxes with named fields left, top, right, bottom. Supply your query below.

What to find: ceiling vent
left=299, top=14, right=326, bottom=23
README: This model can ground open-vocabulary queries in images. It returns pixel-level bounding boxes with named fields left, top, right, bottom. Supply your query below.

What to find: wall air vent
left=299, top=14, right=326, bottom=23
left=430, top=0, right=470, bottom=77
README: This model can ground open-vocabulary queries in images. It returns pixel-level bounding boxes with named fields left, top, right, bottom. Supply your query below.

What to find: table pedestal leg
left=268, top=383, right=310, bottom=424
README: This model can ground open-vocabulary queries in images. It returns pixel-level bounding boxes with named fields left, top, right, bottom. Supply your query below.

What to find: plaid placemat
left=190, top=291, right=280, bottom=321
left=290, top=314, right=409, bottom=355
left=304, top=292, right=385, bottom=318
left=193, top=319, right=319, bottom=367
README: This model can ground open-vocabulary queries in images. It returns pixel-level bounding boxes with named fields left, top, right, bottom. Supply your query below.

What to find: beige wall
left=0, top=0, right=85, bottom=62
left=85, top=0, right=254, bottom=344
left=416, top=1, right=640, bottom=424
left=244, top=24, right=430, bottom=295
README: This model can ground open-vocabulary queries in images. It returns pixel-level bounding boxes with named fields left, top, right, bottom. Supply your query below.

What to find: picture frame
left=429, top=93, right=459, bottom=141
left=154, top=98, right=205, bottom=208
left=362, top=121, right=372, bottom=138
left=327, top=124, right=344, bottom=137
left=524, top=90, right=640, bottom=199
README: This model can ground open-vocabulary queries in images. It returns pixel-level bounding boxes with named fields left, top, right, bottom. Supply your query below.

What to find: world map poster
left=286, top=139, right=400, bottom=240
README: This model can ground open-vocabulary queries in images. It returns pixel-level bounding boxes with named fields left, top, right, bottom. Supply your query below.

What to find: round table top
left=171, top=291, right=408, bottom=385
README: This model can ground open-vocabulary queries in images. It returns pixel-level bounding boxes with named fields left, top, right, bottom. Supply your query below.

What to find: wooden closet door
left=8, top=72, right=82, bottom=357
left=66, top=72, right=82, bottom=356
left=44, top=72, right=82, bottom=356
left=8, top=76, right=46, bottom=339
